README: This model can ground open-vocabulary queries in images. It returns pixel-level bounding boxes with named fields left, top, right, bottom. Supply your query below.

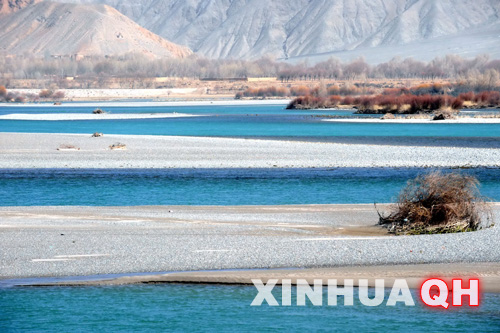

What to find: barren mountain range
left=55, top=0, right=500, bottom=61
left=1, top=0, right=500, bottom=62
left=0, top=1, right=192, bottom=58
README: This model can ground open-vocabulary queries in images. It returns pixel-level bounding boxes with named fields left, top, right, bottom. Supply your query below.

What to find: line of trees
left=278, top=55, right=500, bottom=83
left=1, top=53, right=499, bottom=86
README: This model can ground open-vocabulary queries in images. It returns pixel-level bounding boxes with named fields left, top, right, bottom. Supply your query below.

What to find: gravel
left=1, top=133, right=500, bottom=168
left=0, top=205, right=498, bottom=279
left=0, top=113, right=201, bottom=121
left=2, top=132, right=499, bottom=281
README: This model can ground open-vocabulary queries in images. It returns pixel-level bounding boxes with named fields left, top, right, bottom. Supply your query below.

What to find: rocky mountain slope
left=55, top=0, right=500, bottom=61
left=0, top=1, right=192, bottom=58
left=0, top=0, right=38, bottom=15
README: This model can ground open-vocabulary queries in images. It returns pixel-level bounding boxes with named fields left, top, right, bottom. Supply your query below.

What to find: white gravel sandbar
left=0, top=113, right=203, bottom=121
left=1, top=132, right=500, bottom=168
left=0, top=204, right=498, bottom=279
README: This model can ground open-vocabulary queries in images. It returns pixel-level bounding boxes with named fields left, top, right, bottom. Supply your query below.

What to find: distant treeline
left=237, top=82, right=500, bottom=99
left=0, top=53, right=499, bottom=85
left=235, top=85, right=377, bottom=99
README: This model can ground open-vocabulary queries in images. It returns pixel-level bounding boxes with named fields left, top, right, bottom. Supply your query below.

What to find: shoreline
left=0, top=99, right=291, bottom=108
left=2, top=132, right=500, bottom=168
left=6, top=263, right=499, bottom=293
left=0, top=113, right=203, bottom=120
left=323, top=117, right=500, bottom=124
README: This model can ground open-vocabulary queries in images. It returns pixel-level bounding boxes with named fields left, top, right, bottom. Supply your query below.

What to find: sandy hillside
left=0, top=1, right=192, bottom=58
left=0, top=0, right=37, bottom=15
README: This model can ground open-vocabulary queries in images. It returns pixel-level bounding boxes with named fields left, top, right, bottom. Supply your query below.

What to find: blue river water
left=1, top=104, right=500, bottom=137
left=1, top=168, right=500, bottom=206
left=1, top=284, right=499, bottom=332
left=1, top=103, right=500, bottom=331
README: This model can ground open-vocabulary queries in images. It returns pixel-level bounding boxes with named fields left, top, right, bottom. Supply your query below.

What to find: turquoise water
left=0, top=104, right=347, bottom=116
left=2, top=104, right=500, bottom=330
left=2, top=168, right=500, bottom=206
left=1, top=284, right=499, bottom=332
left=1, top=104, right=500, bottom=137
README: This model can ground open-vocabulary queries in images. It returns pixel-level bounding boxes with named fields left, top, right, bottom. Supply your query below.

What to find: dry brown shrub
left=342, top=96, right=354, bottom=105
left=451, top=97, right=464, bottom=109
left=239, top=86, right=290, bottom=98
left=39, top=89, right=53, bottom=98
left=459, top=92, right=474, bottom=101
left=358, top=96, right=375, bottom=111
left=53, top=91, right=66, bottom=99
left=378, top=171, right=493, bottom=235
left=327, top=85, right=340, bottom=95
left=326, top=95, right=342, bottom=107
left=290, top=86, right=310, bottom=96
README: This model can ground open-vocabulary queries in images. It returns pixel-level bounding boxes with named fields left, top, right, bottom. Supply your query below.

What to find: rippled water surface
left=1, top=284, right=499, bottom=332
left=1, top=104, right=500, bottom=137
left=1, top=168, right=500, bottom=206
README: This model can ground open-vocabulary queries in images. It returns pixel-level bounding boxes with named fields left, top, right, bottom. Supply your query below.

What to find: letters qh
left=420, top=278, right=480, bottom=309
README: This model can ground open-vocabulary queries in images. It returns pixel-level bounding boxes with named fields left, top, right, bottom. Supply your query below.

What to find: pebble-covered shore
left=0, top=113, right=202, bottom=121
left=1, top=133, right=500, bottom=168
left=0, top=205, right=498, bottom=280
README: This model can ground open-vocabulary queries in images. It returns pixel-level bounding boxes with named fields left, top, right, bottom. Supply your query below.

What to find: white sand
left=0, top=99, right=291, bottom=108
left=34, top=264, right=500, bottom=293
left=323, top=118, right=500, bottom=124
left=0, top=205, right=498, bottom=283
left=0, top=113, right=203, bottom=121
left=1, top=133, right=499, bottom=168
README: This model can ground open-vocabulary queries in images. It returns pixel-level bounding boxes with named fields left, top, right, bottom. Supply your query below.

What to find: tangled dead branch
left=378, top=171, right=493, bottom=235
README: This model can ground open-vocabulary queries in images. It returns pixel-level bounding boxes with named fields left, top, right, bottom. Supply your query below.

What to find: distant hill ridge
left=0, top=1, right=192, bottom=58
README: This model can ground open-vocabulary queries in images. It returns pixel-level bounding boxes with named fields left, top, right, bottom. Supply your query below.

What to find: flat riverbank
left=0, top=99, right=291, bottom=107
left=323, top=118, right=500, bottom=124
left=2, top=133, right=500, bottom=168
left=1, top=204, right=498, bottom=281
left=0, top=113, right=203, bottom=120
left=17, top=263, right=500, bottom=293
